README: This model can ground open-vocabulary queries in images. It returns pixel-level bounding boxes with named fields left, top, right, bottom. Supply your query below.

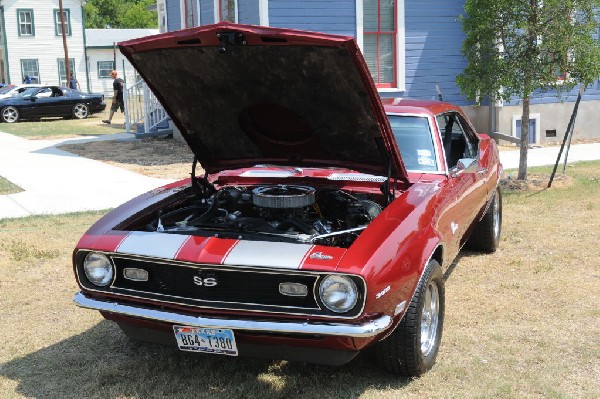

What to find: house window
left=181, top=0, right=198, bottom=28
left=98, top=61, right=115, bottom=79
left=17, top=9, right=34, bottom=36
left=58, top=58, right=75, bottom=86
left=20, top=59, right=39, bottom=83
left=363, top=0, right=397, bottom=88
left=219, top=0, right=237, bottom=23
left=54, top=9, right=71, bottom=36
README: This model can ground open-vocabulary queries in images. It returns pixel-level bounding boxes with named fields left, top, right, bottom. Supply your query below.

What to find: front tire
left=467, top=187, right=502, bottom=253
left=1, top=106, right=20, bottom=123
left=72, top=103, right=89, bottom=119
left=371, top=259, right=445, bottom=376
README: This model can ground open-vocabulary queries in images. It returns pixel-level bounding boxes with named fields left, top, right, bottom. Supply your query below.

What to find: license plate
left=173, top=326, right=238, bottom=356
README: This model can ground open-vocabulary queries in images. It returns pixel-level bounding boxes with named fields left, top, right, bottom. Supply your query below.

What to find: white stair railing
left=124, top=78, right=168, bottom=134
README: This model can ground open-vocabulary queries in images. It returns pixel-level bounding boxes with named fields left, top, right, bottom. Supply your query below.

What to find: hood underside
left=119, top=23, right=406, bottom=180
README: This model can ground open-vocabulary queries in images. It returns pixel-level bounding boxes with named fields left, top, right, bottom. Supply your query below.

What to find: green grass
left=0, top=163, right=599, bottom=398
left=0, top=113, right=125, bottom=138
left=0, top=176, right=23, bottom=195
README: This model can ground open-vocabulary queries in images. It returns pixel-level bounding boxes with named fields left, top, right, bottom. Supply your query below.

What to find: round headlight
left=319, top=275, right=358, bottom=313
left=83, top=252, right=114, bottom=287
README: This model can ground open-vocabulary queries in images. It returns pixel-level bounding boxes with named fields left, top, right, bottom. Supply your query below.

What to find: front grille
left=76, top=252, right=365, bottom=318
left=112, top=257, right=319, bottom=309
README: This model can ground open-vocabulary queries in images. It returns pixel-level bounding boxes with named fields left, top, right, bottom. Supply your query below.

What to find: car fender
left=337, top=182, right=444, bottom=321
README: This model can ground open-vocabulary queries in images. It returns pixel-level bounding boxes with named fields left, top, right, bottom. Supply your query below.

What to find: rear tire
left=1, top=106, right=19, bottom=123
left=371, top=259, right=445, bottom=376
left=72, top=103, right=89, bottom=119
left=467, top=187, right=502, bottom=253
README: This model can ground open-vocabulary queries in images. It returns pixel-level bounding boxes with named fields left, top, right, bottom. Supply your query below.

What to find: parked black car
left=0, top=86, right=106, bottom=123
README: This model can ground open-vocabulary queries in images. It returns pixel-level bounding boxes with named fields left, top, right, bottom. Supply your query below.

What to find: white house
left=0, top=0, right=87, bottom=89
left=85, top=28, right=158, bottom=95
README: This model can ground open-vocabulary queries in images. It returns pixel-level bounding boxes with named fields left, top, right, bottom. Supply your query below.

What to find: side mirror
left=30, top=95, right=38, bottom=102
left=450, top=158, right=477, bottom=178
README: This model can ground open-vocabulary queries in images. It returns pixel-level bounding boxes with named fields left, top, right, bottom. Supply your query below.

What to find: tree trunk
left=518, top=96, right=530, bottom=180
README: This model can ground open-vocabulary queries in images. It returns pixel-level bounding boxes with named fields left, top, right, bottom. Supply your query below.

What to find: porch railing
left=124, top=78, right=168, bottom=135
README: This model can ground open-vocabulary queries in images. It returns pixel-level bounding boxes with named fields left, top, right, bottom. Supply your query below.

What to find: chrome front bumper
left=74, top=292, right=392, bottom=338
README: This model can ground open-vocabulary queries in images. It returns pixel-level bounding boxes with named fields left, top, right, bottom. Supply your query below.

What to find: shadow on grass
left=1, top=320, right=412, bottom=398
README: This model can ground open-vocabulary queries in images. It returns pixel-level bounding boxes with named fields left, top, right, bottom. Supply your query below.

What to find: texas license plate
left=173, top=326, right=238, bottom=356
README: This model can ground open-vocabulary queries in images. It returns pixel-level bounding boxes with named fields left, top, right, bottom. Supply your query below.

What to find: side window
left=436, top=112, right=479, bottom=169
left=36, top=88, right=53, bottom=98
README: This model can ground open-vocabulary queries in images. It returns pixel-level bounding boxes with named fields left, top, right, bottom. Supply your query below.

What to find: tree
left=120, top=0, right=158, bottom=28
left=84, top=0, right=157, bottom=29
left=457, top=0, right=600, bottom=180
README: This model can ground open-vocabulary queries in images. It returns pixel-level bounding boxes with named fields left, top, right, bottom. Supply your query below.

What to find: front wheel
left=371, top=259, right=445, bottom=376
left=1, top=106, right=20, bottom=123
left=72, top=103, right=89, bottom=119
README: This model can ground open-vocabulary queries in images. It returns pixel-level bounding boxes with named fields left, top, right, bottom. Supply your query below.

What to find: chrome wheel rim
left=2, top=107, right=18, bottom=123
left=420, top=281, right=440, bottom=356
left=492, top=193, right=500, bottom=240
left=74, top=104, right=88, bottom=118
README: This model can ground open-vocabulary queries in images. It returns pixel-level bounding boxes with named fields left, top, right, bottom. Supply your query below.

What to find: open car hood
left=119, top=22, right=407, bottom=181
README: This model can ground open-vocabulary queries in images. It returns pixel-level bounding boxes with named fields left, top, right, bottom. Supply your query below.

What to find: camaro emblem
left=310, top=252, right=333, bottom=260
left=193, top=276, right=218, bottom=287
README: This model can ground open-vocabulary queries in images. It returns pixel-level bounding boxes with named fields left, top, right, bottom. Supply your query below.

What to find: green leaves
left=84, top=0, right=158, bottom=29
left=457, top=0, right=600, bottom=102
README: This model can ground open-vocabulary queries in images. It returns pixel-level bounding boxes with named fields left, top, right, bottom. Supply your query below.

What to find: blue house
left=154, top=0, right=600, bottom=144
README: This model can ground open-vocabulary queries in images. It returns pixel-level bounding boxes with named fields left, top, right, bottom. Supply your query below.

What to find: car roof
left=13, top=84, right=44, bottom=88
left=382, top=98, right=463, bottom=117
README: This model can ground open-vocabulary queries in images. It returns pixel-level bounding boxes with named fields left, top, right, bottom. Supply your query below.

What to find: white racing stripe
left=223, top=241, right=314, bottom=269
left=116, top=231, right=190, bottom=259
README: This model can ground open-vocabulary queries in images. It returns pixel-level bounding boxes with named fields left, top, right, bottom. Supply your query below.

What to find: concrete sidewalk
left=499, top=142, right=600, bottom=170
left=0, top=131, right=598, bottom=219
left=0, top=132, right=175, bottom=219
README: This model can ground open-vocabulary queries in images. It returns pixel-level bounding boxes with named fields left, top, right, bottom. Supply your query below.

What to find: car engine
left=146, top=184, right=383, bottom=248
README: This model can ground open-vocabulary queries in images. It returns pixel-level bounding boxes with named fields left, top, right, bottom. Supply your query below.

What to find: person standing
left=103, top=70, right=124, bottom=124
left=69, top=73, right=80, bottom=90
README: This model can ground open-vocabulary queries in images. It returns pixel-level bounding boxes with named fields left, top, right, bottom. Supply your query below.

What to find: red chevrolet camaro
left=73, top=23, right=502, bottom=376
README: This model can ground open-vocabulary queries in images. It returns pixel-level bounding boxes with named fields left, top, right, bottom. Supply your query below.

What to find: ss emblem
left=193, top=276, right=217, bottom=287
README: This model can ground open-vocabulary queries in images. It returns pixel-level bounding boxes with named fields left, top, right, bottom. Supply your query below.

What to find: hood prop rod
left=375, top=137, right=395, bottom=205
left=191, top=157, right=216, bottom=197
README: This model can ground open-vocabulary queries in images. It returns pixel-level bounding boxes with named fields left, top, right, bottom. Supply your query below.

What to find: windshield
left=388, top=115, right=438, bottom=172
left=0, top=86, right=15, bottom=95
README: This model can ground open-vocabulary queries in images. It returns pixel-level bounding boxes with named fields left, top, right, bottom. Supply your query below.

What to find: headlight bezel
left=82, top=252, right=114, bottom=287
left=318, top=274, right=359, bottom=314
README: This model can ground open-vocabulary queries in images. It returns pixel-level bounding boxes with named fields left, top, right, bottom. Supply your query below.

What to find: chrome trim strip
left=74, top=292, right=391, bottom=338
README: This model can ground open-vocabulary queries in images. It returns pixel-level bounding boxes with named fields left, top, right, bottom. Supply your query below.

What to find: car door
left=25, top=88, right=59, bottom=117
left=436, top=112, right=488, bottom=247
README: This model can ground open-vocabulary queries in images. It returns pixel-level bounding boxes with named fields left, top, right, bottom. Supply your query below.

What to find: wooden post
left=59, top=0, right=70, bottom=86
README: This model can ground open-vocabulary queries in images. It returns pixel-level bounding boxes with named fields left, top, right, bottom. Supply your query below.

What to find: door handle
left=477, top=168, right=488, bottom=175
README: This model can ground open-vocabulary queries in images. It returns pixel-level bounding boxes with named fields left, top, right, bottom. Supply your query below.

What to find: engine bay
left=142, top=181, right=386, bottom=248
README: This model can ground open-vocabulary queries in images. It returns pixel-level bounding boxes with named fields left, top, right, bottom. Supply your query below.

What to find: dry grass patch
left=0, top=163, right=599, bottom=398
left=500, top=172, right=574, bottom=191
left=0, top=176, right=23, bottom=195
left=0, top=113, right=126, bottom=139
